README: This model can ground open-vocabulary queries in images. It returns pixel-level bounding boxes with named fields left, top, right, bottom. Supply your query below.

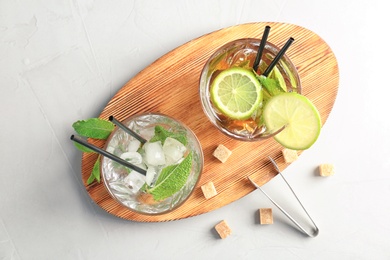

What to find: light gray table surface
left=1, top=0, right=389, bottom=259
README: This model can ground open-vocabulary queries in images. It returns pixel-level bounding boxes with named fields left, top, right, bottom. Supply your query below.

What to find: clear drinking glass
left=101, top=113, right=203, bottom=215
left=199, top=38, right=301, bottom=141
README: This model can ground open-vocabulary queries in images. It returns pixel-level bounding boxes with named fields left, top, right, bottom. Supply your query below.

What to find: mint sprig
left=147, top=152, right=193, bottom=201
left=72, top=117, right=114, bottom=184
left=256, top=74, right=284, bottom=96
left=72, top=118, right=114, bottom=139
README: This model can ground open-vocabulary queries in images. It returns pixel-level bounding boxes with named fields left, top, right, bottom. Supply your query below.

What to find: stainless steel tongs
left=248, top=157, right=319, bottom=238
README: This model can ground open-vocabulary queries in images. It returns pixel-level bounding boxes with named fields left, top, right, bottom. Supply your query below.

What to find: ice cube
left=144, top=141, right=166, bottom=166
left=123, top=172, right=146, bottom=193
left=106, top=146, right=115, bottom=154
left=128, top=139, right=141, bottom=152
left=120, top=151, right=143, bottom=165
left=112, top=147, right=124, bottom=156
left=145, top=166, right=157, bottom=186
left=163, top=137, right=187, bottom=165
left=109, top=138, right=119, bottom=148
left=139, top=127, right=155, bottom=141
left=106, top=139, right=120, bottom=154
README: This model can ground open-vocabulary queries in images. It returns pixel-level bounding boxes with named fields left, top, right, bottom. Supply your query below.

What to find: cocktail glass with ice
left=101, top=113, right=203, bottom=215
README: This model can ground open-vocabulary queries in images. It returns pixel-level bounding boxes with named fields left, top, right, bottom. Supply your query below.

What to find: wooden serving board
left=81, top=22, right=339, bottom=222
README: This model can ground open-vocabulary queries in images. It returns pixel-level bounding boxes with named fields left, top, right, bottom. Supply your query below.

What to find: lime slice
left=210, top=67, right=262, bottom=120
left=263, top=92, right=321, bottom=150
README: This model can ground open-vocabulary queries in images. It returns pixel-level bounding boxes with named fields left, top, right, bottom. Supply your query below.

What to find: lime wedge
left=263, top=92, right=321, bottom=150
left=210, top=67, right=262, bottom=120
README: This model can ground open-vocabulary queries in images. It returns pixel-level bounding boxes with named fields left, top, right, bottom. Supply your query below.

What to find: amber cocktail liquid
left=200, top=38, right=301, bottom=141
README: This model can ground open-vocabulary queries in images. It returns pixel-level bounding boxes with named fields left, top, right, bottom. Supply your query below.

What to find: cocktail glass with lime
left=199, top=38, right=321, bottom=149
left=101, top=113, right=204, bottom=215
left=200, top=38, right=300, bottom=140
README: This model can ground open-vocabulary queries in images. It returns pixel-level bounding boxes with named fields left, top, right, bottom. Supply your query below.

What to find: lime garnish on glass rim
left=263, top=92, right=321, bottom=150
left=210, top=67, right=262, bottom=120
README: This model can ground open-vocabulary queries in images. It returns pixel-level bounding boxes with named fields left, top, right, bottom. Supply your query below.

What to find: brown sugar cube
left=215, top=220, right=232, bottom=239
left=319, top=164, right=335, bottom=176
left=282, top=148, right=298, bottom=163
left=259, top=208, right=273, bottom=225
left=213, top=144, right=232, bottom=163
left=201, top=181, right=218, bottom=199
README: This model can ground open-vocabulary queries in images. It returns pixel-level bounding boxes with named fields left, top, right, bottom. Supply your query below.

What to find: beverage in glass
left=101, top=113, right=203, bottom=215
left=199, top=38, right=301, bottom=141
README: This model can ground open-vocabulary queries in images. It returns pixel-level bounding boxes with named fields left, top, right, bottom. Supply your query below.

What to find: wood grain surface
left=81, top=22, right=339, bottom=222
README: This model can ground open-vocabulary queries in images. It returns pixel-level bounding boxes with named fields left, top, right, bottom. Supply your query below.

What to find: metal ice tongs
left=248, top=157, right=319, bottom=238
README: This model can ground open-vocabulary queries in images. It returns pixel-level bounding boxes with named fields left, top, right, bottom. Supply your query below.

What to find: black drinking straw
left=262, top=37, right=295, bottom=77
left=253, top=25, right=271, bottom=72
left=70, top=134, right=147, bottom=175
left=109, top=115, right=147, bottom=144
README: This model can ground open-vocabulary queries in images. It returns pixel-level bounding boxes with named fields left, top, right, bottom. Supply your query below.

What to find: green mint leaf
left=149, top=125, right=187, bottom=145
left=86, top=172, right=96, bottom=185
left=256, top=74, right=284, bottom=96
left=92, top=157, right=101, bottom=182
left=73, top=141, right=95, bottom=153
left=72, top=118, right=114, bottom=139
left=268, top=66, right=287, bottom=92
left=87, top=157, right=101, bottom=185
left=148, top=152, right=192, bottom=201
